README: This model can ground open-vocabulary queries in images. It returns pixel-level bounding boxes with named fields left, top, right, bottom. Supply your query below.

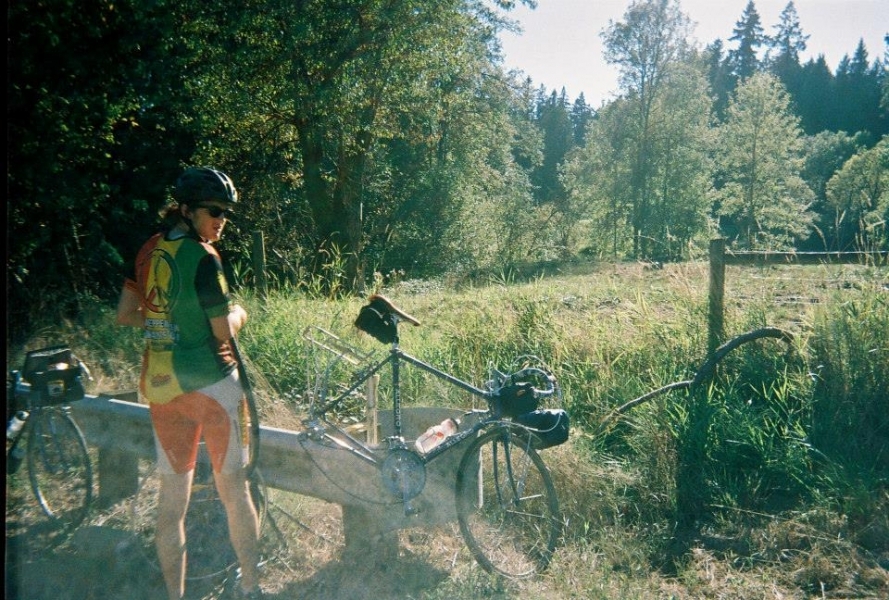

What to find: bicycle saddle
left=366, top=294, right=421, bottom=326
left=354, top=294, right=420, bottom=344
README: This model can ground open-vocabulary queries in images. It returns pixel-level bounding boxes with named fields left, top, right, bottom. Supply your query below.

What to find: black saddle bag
left=354, top=304, right=397, bottom=344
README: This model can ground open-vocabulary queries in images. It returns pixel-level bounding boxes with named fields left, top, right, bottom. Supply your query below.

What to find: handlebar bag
left=22, top=346, right=86, bottom=406
left=515, top=408, right=570, bottom=449
left=492, top=381, right=539, bottom=418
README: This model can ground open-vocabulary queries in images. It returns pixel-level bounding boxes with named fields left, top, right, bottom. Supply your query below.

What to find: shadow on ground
left=6, top=523, right=451, bottom=600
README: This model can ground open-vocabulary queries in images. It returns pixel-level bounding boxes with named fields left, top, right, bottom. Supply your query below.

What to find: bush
left=810, top=293, right=889, bottom=478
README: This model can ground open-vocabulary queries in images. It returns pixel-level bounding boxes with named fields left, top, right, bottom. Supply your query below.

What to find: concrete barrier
left=69, top=395, right=469, bottom=547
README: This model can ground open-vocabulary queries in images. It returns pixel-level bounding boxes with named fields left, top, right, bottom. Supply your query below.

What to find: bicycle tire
left=232, top=337, right=260, bottom=478
left=25, top=408, right=93, bottom=532
left=129, top=459, right=268, bottom=581
left=455, top=425, right=561, bottom=578
left=242, top=394, right=261, bottom=478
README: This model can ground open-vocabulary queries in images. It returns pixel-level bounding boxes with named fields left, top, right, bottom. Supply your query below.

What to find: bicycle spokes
left=26, top=409, right=93, bottom=533
left=455, top=427, right=560, bottom=578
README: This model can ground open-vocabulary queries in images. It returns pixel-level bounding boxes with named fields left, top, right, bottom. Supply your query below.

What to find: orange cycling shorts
left=149, top=371, right=248, bottom=475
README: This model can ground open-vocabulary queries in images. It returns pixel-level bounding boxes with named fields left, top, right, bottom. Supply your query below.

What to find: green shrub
left=810, top=293, right=889, bottom=478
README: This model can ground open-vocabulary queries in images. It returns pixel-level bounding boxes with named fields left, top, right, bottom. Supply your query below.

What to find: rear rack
left=303, top=326, right=374, bottom=367
left=302, top=327, right=379, bottom=428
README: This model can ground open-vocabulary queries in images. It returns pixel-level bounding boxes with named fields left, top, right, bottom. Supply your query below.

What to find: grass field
left=6, top=259, right=888, bottom=599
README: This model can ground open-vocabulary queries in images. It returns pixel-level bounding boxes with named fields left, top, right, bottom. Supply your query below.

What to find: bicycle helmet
left=174, top=167, right=239, bottom=205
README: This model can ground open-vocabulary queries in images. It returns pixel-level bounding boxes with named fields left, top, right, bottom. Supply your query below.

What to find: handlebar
left=489, top=365, right=558, bottom=398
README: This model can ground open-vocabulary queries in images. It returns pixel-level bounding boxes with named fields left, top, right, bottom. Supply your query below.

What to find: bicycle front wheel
left=455, top=426, right=561, bottom=578
left=26, top=408, right=93, bottom=531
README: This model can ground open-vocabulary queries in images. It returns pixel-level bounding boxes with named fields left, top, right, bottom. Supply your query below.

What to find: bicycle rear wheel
left=26, top=407, right=93, bottom=532
left=455, top=426, right=561, bottom=578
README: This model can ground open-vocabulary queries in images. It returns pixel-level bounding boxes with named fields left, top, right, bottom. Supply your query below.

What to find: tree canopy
left=7, top=0, right=888, bottom=340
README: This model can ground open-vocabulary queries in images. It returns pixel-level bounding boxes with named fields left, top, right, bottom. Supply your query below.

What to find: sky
left=499, top=0, right=889, bottom=107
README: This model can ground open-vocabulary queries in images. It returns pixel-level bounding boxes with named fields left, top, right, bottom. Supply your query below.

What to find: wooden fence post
left=708, top=238, right=726, bottom=356
left=252, top=231, right=267, bottom=299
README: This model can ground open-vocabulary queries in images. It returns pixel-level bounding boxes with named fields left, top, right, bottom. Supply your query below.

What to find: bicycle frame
left=307, top=341, right=499, bottom=468
left=303, top=305, right=564, bottom=577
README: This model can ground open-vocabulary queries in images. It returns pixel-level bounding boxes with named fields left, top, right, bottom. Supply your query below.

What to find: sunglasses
left=195, top=204, right=234, bottom=219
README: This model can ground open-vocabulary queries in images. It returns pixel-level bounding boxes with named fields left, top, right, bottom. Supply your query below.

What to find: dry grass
left=6, top=260, right=888, bottom=599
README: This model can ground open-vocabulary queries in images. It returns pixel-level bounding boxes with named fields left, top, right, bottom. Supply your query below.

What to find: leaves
left=715, top=73, right=815, bottom=249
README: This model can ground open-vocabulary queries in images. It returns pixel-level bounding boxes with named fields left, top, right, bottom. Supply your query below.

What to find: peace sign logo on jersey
left=144, top=248, right=179, bottom=315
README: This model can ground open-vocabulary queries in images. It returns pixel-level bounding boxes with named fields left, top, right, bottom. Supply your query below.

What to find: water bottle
left=415, top=417, right=459, bottom=454
left=7, top=411, right=28, bottom=442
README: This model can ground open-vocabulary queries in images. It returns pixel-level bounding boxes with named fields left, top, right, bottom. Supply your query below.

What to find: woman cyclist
left=116, top=167, right=262, bottom=600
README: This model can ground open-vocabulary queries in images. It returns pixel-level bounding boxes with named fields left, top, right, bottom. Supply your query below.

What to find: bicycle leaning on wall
left=302, top=294, right=571, bottom=579
left=6, top=345, right=94, bottom=548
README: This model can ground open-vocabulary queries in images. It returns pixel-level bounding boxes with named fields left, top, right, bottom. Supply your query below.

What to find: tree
left=569, top=93, right=594, bottom=146
left=727, top=0, right=766, bottom=83
left=715, top=73, right=815, bottom=249
left=800, top=131, right=867, bottom=249
left=826, top=138, right=889, bottom=250
left=705, top=39, right=733, bottom=120
left=562, top=59, right=712, bottom=261
left=174, top=0, right=543, bottom=289
left=533, top=89, right=575, bottom=206
left=882, top=34, right=889, bottom=112
left=600, top=0, right=694, bottom=258
left=834, top=40, right=887, bottom=140
left=767, top=1, right=808, bottom=69
left=561, top=98, right=636, bottom=258
left=644, top=60, right=715, bottom=258
left=7, top=0, right=547, bottom=337
left=522, top=89, right=577, bottom=256
left=795, top=56, right=836, bottom=134
left=7, top=0, right=190, bottom=341
left=767, top=1, right=808, bottom=103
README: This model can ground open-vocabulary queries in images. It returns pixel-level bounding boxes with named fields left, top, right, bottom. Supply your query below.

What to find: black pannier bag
left=491, top=381, right=539, bottom=418
left=354, top=302, right=397, bottom=344
left=22, top=346, right=86, bottom=406
left=515, top=408, right=570, bottom=449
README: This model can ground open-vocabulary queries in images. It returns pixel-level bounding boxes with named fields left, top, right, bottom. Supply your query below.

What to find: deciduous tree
left=826, top=138, right=889, bottom=250
left=600, top=0, right=694, bottom=258
left=715, top=73, right=815, bottom=249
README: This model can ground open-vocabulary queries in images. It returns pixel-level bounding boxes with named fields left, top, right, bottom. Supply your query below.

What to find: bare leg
left=214, top=469, right=261, bottom=592
left=156, top=470, right=194, bottom=600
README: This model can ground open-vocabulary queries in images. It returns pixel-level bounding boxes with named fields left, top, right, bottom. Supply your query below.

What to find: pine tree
left=705, top=39, right=733, bottom=120
left=767, top=1, right=808, bottom=100
left=569, top=93, right=594, bottom=146
left=727, top=0, right=766, bottom=83
left=768, top=1, right=808, bottom=68
left=835, top=40, right=886, bottom=139
left=796, top=56, right=836, bottom=134
left=533, top=89, right=575, bottom=206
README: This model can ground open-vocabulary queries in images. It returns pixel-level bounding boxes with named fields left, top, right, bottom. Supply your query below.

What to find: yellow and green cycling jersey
left=129, top=231, right=237, bottom=404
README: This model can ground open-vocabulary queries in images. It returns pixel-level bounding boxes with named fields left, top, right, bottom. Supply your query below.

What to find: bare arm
left=116, top=281, right=143, bottom=328
left=210, top=304, right=248, bottom=342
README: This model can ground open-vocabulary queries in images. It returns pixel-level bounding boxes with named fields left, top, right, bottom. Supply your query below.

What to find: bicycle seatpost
left=390, top=315, right=402, bottom=347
